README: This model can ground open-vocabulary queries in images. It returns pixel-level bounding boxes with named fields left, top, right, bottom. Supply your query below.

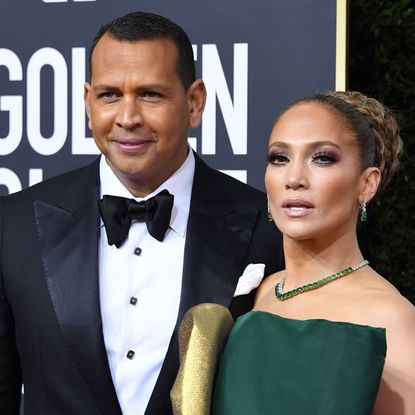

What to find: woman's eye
left=268, top=153, right=289, bottom=164
left=311, top=152, right=337, bottom=164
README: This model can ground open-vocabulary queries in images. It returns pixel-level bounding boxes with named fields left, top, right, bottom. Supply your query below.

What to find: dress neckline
left=248, top=309, right=385, bottom=331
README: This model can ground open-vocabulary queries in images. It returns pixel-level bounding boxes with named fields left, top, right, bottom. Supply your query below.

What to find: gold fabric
left=171, top=303, right=234, bottom=415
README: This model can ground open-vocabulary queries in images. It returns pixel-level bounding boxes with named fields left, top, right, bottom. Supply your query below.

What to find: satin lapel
left=179, top=154, right=260, bottom=317
left=146, top=154, right=259, bottom=414
left=178, top=203, right=259, bottom=318
left=34, top=160, right=122, bottom=415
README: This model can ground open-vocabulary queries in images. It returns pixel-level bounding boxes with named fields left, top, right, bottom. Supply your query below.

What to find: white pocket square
left=233, top=263, right=265, bottom=297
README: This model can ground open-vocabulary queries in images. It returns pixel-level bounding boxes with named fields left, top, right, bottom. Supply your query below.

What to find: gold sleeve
left=171, top=303, right=234, bottom=415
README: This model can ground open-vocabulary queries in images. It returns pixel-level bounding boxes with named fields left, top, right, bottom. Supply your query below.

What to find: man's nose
left=115, top=97, right=144, bottom=129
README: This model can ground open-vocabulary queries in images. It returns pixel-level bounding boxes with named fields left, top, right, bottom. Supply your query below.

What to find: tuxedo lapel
left=34, top=159, right=122, bottom=415
left=178, top=197, right=259, bottom=319
left=146, top=154, right=259, bottom=414
left=179, top=154, right=260, bottom=316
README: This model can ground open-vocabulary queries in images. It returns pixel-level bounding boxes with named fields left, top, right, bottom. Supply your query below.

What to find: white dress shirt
left=98, top=150, right=195, bottom=415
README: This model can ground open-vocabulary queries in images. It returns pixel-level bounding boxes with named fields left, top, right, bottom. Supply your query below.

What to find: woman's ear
left=359, top=167, right=381, bottom=204
left=187, top=80, right=207, bottom=128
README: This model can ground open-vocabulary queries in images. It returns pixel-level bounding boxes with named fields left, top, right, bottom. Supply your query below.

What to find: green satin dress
left=212, top=311, right=386, bottom=415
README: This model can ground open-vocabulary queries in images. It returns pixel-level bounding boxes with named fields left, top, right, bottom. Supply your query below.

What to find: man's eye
left=142, top=91, right=162, bottom=99
left=99, top=92, right=117, bottom=100
left=268, top=153, right=289, bottom=165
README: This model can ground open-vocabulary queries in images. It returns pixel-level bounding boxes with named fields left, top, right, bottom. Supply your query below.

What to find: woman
left=212, top=91, right=415, bottom=414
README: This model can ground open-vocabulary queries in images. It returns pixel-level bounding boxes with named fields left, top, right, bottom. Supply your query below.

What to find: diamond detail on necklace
left=275, top=260, right=369, bottom=301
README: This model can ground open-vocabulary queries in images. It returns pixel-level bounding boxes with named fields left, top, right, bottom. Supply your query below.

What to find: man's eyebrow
left=91, top=84, right=119, bottom=92
left=91, top=83, right=173, bottom=93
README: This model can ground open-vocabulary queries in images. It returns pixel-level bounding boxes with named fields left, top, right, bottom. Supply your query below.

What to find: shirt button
left=130, top=297, right=138, bottom=305
left=126, top=350, right=135, bottom=360
left=134, top=247, right=142, bottom=256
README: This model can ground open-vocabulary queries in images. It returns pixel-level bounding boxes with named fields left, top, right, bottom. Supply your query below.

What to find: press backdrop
left=0, top=0, right=345, bottom=194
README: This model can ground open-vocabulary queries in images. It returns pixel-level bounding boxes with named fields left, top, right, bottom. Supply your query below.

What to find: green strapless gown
left=213, top=311, right=386, bottom=415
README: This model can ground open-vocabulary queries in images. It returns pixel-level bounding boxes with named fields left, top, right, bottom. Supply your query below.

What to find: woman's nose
left=285, top=162, right=308, bottom=190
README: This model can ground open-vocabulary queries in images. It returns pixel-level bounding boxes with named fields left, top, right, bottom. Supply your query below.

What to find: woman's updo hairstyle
left=282, top=91, right=403, bottom=190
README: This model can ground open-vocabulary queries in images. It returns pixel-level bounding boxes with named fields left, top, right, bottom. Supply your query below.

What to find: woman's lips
left=282, top=199, right=314, bottom=217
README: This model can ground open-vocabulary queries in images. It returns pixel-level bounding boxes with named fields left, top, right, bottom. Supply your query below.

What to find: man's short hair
left=88, top=11, right=196, bottom=90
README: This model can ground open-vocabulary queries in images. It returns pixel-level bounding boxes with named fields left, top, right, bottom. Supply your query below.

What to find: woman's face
left=265, top=102, right=367, bottom=242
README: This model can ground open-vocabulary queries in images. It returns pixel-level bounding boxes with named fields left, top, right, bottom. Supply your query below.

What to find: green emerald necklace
left=275, top=259, right=369, bottom=301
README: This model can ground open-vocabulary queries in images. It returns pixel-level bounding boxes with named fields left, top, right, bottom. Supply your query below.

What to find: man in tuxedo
left=0, top=11, right=282, bottom=415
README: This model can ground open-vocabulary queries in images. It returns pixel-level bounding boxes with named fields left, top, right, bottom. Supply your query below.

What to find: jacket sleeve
left=0, top=196, right=22, bottom=414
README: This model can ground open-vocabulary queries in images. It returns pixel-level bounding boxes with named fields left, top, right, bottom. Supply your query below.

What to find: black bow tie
left=98, top=189, right=174, bottom=247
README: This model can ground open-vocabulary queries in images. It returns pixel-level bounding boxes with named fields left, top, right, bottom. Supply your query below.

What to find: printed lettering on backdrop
left=0, top=0, right=346, bottom=195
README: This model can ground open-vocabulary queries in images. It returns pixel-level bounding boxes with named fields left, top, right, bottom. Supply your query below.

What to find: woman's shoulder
left=374, top=291, right=415, bottom=331
left=366, top=273, right=415, bottom=414
left=359, top=271, right=415, bottom=330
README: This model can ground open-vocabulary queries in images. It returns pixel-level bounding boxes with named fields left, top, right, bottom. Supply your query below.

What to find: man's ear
left=187, top=80, right=207, bottom=129
left=359, top=167, right=381, bottom=204
left=84, top=82, right=92, bottom=130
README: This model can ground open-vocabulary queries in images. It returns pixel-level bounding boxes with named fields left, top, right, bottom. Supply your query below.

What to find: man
left=0, top=12, right=282, bottom=415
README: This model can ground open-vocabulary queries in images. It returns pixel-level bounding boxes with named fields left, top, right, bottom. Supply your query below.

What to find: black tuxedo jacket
left=0, top=154, right=283, bottom=415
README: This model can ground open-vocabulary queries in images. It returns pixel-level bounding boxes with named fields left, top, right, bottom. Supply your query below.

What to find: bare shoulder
left=368, top=274, right=415, bottom=414
left=362, top=273, right=415, bottom=330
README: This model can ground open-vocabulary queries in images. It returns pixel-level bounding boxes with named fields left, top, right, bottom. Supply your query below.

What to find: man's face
left=85, top=35, right=205, bottom=196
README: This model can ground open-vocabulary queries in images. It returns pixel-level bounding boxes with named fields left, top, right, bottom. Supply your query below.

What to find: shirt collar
left=99, top=150, right=195, bottom=238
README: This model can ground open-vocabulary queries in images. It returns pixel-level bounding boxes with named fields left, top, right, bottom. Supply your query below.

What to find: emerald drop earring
left=360, top=201, right=367, bottom=222
left=267, top=199, right=273, bottom=222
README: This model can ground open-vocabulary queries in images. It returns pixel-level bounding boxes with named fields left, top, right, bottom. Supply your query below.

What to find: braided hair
left=280, top=91, right=403, bottom=190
